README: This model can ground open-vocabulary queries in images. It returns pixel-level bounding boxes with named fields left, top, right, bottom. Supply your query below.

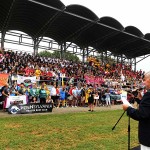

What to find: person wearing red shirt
left=24, top=66, right=31, bottom=76
left=40, top=69, right=47, bottom=81
left=29, top=67, right=35, bottom=76
left=68, top=84, right=75, bottom=107
left=47, top=70, right=53, bottom=80
left=61, top=67, right=66, bottom=74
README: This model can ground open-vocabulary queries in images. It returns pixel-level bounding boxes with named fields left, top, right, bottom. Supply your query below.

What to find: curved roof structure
left=0, top=0, right=150, bottom=58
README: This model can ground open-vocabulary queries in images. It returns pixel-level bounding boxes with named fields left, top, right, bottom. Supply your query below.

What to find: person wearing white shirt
left=72, top=87, right=78, bottom=107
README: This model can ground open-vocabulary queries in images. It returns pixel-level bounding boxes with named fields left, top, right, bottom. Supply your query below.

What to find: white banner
left=5, top=95, right=27, bottom=108
left=17, top=75, right=36, bottom=85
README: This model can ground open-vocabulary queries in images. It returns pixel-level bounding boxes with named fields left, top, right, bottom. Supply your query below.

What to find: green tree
left=62, top=52, right=80, bottom=62
left=38, top=51, right=52, bottom=57
left=38, top=50, right=80, bottom=62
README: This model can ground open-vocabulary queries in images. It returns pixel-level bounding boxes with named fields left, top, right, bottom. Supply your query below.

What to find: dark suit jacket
left=127, top=90, right=150, bottom=147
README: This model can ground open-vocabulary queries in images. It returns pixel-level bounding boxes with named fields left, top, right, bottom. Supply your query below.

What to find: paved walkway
left=0, top=104, right=122, bottom=118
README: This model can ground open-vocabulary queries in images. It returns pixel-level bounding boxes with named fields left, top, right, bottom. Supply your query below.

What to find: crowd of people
left=0, top=49, right=146, bottom=111
left=1, top=49, right=150, bottom=149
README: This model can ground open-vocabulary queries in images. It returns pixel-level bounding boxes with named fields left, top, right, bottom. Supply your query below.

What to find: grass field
left=0, top=110, right=139, bottom=150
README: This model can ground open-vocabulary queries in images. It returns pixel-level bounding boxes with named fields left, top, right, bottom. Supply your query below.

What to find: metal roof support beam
left=89, top=31, right=120, bottom=46
left=122, top=55, right=127, bottom=62
left=37, top=36, right=44, bottom=45
left=125, top=43, right=150, bottom=55
left=28, top=0, right=63, bottom=12
left=1, top=0, right=16, bottom=33
left=107, top=52, right=113, bottom=58
left=111, top=38, right=138, bottom=50
left=64, top=42, right=73, bottom=52
left=63, top=20, right=98, bottom=43
left=29, top=0, right=66, bottom=39
left=35, top=10, right=65, bottom=38
left=87, top=48, right=95, bottom=55
left=136, top=54, right=150, bottom=64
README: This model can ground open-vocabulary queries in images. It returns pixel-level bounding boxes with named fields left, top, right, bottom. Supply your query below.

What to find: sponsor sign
left=5, top=95, right=27, bottom=108
left=17, top=75, right=36, bottom=85
left=8, top=103, right=53, bottom=114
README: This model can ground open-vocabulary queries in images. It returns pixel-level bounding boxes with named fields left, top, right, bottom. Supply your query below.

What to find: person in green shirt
left=39, top=83, right=47, bottom=103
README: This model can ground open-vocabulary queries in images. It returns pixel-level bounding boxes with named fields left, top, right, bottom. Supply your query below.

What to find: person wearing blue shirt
left=57, top=87, right=66, bottom=108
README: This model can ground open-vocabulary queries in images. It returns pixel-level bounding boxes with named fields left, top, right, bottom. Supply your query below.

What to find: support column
left=101, top=52, right=104, bottom=65
left=117, top=56, right=119, bottom=64
left=33, top=38, right=39, bottom=56
left=64, top=42, right=66, bottom=59
left=82, top=48, right=85, bottom=63
left=105, top=51, right=107, bottom=63
left=130, top=59, right=132, bottom=70
left=1, top=31, right=6, bottom=50
left=121, top=54, right=123, bottom=65
left=134, top=58, right=136, bottom=71
left=86, top=47, right=89, bottom=61
left=60, top=44, right=63, bottom=59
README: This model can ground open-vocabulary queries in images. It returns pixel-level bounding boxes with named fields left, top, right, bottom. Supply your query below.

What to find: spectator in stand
left=9, top=85, right=18, bottom=96
left=105, top=89, right=111, bottom=107
left=18, top=83, right=25, bottom=95
left=58, top=87, right=66, bottom=108
left=88, top=86, right=95, bottom=112
left=35, top=66, right=41, bottom=81
left=80, top=85, right=86, bottom=107
left=1, top=83, right=9, bottom=111
left=94, top=91, right=99, bottom=107
left=68, top=84, right=74, bottom=107
left=72, top=86, right=78, bottom=107
left=39, top=83, right=47, bottom=104
left=46, top=95, right=54, bottom=107
left=50, top=83, right=57, bottom=107
left=29, top=83, right=38, bottom=103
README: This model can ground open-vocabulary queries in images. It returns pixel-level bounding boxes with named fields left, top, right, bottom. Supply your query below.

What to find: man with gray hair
left=123, top=71, right=150, bottom=150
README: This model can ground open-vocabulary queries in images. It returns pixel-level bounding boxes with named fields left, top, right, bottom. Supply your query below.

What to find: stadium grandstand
left=0, top=0, right=148, bottom=112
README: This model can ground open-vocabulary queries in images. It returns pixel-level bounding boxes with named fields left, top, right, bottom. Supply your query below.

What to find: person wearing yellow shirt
left=35, top=67, right=41, bottom=79
left=45, top=86, right=50, bottom=96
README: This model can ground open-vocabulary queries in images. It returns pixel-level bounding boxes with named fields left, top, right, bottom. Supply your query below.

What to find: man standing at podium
left=123, top=71, right=150, bottom=150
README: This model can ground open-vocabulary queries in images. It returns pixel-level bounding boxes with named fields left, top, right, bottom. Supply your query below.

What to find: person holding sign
left=123, top=72, right=150, bottom=150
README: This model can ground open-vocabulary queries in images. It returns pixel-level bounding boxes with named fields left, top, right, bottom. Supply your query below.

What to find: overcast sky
left=61, top=0, right=150, bottom=72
